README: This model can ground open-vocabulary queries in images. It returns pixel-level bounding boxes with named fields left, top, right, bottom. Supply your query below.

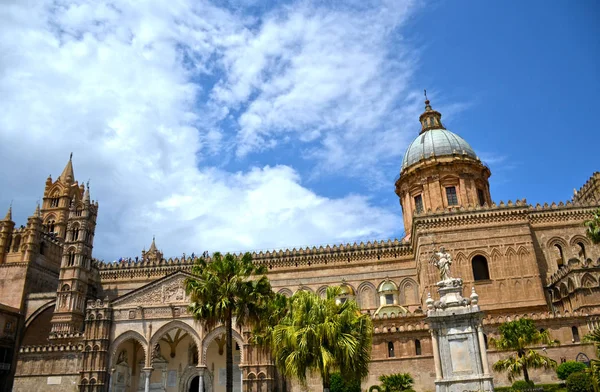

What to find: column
left=430, top=330, right=443, bottom=381
left=196, top=367, right=205, bottom=392
left=107, top=368, right=115, bottom=392
left=477, top=325, right=490, bottom=376
left=142, top=368, right=153, bottom=392
left=240, top=367, right=243, bottom=392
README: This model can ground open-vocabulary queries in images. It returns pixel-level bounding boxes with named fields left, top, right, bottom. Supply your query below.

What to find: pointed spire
left=149, top=236, right=157, bottom=252
left=34, top=202, right=41, bottom=218
left=84, top=180, right=91, bottom=204
left=59, top=153, right=75, bottom=183
left=419, top=90, right=445, bottom=134
left=4, top=202, right=12, bottom=221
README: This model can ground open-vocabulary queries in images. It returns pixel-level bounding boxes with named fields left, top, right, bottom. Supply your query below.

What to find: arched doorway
left=189, top=376, right=199, bottom=392
left=108, top=331, right=149, bottom=392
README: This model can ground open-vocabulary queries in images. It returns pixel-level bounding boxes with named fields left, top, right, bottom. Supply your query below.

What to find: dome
left=378, top=280, right=397, bottom=293
left=401, top=128, right=477, bottom=171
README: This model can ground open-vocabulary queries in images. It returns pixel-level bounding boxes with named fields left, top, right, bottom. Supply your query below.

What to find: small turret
left=0, top=204, right=15, bottom=264
left=23, top=203, right=43, bottom=263
left=4, top=203, right=12, bottom=221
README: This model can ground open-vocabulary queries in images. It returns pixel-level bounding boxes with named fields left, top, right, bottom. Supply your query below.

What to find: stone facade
left=1, top=101, right=600, bottom=392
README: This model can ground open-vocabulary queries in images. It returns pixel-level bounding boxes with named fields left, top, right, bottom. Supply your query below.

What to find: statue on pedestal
left=431, top=246, right=453, bottom=281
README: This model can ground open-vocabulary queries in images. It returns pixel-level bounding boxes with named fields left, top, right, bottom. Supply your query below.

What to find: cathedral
left=1, top=99, right=599, bottom=392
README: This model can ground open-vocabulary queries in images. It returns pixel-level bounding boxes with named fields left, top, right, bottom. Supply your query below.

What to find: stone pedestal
left=426, top=279, right=494, bottom=392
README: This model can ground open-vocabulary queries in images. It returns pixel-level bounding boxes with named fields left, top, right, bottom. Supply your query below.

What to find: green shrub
left=369, top=386, right=382, bottom=392
left=378, top=373, right=414, bottom=391
left=512, top=380, right=535, bottom=390
left=565, top=372, right=593, bottom=392
left=537, top=383, right=567, bottom=392
left=329, top=372, right=361, bottom=392
left=557, top=361, right=588, bottom=381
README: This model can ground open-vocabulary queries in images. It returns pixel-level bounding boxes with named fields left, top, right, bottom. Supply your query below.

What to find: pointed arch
left=295, top=286, right=314, bottom=294
left=490, top=248, right=502, bottom=278
left=471, top=254, right=490, bottom=281
left=317, top=285, right=328, bottom=298
left=570, top=235, right=591, bottom=247
left=559, top=283, right=568, bottom=297
left=202, top=325, right=245, bottom=365
left=357, top=281, right=377, bottom=310
left=109, top=330, right=148, bottom=368
left=515, top=281, right=523, bottom=297
left=525, top=279, right=534, bottom=296
left=277, top=288, right=293, bottom=298
left=149, top=320, right=202, bottom=365
left=399, top=278, right=418, bottom=305
left=505, top=247, right=517, bottom=278
left=581, top=273, right=598, bottom=288
left=454, top=251, right=468, bottom=279
left=517, top=246, right=532, bottom=274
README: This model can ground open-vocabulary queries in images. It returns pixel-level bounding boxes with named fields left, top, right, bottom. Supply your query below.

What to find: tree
left=185, top=252, right=274, bottom=392
left=330, top=372, right=361, bottom=392
left=557, top=361, right=588, bottom=380
left=583, top=328, right=600, bottom=392
left=585, top=208, right=600, bottom=244
left=379, top=372, right=415, bottom=391
left=489, top=318, right=558, bottom=383
left=270, top=286, right=373, bottom=392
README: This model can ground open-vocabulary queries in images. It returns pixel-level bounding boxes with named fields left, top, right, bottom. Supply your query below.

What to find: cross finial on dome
left=424, top=89, right=432, bottom=111
left=419, top=90, right=444, bottom=134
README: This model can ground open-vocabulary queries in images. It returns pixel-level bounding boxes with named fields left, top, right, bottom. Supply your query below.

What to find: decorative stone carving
left=112, top=273, right=191, bottom=308
left=431, top=247, right=453, bottom=282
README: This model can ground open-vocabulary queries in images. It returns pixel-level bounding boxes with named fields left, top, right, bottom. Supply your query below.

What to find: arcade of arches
left=109, top=326, right=242, bottom=392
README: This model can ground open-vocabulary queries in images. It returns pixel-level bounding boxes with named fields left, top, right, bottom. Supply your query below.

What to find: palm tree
left=185, top=252, right=274, bottom=392
left=583, top=328, right=600, bottom=392
left=489, top=318, right=558, bottom=383
left=270, top=286, right=373, bottom=392
left=585, top=208, right=600, bottom=244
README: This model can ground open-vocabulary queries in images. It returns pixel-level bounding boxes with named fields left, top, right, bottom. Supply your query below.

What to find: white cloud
left=0, top=0, right=416, bottom=260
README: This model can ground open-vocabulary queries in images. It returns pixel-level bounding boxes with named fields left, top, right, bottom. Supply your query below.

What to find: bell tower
left=50, top=178, right=99, bottom=336
left=41, top=153, right=85, bottom=240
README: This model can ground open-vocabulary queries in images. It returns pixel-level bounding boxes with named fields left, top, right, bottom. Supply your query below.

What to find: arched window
left=555, top=244, right=565, bottom=268
left=75, top=207, right=83, bottom=217
left=577, top=242, right=586, bottom=260
left=68, top=252, right=76, bottom=266
left=47, top=220, right=56, bottom=233
left=387, top=341, right=395, bottom=358
left=415, top=339, right=422, bottom=356
left=71, top=225, right=79, bottom=241
left=472, top=255, right=490, bottom=281
left=50, top=197, right=59, bottom=208
left=572, top=326, right=580, bottom=343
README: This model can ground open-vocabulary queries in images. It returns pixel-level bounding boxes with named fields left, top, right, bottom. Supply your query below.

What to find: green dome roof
left=401, top=128, right=477, bottom=171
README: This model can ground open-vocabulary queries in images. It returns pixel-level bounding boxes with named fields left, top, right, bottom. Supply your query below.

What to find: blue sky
left=0, top=0, right=598, bottom=260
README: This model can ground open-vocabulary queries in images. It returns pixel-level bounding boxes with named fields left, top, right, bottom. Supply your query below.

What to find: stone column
left=477, top=325, right=490, bottom=376
left=142, top=368, right=153, bottom=392
left=196, top=366, right=205, bottom=392
left=107, top=368, right=115, bottom=392
left=430, top=329, right=442, bottom=380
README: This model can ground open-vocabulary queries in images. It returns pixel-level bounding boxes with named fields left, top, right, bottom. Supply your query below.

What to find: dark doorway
left=189, top=375, right=199, bottom=392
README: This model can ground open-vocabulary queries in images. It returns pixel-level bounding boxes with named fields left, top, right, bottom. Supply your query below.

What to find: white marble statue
left=431, top=246, right=453, bottom=281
